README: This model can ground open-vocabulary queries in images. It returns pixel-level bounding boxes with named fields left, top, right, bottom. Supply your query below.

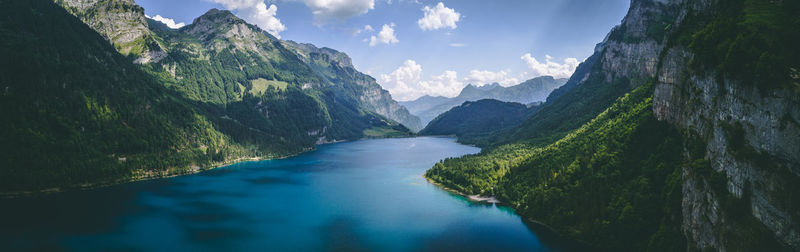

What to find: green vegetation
left=0, top=0, right=260, bottom=191
left=482, top=62, right=635, bottom=147
left=427, top=83, right=688, bottom=250
left=401, top=76, right=565, bottom=126
left=249, top=78, right=288, bottom=95
left=679, top=0, right=800, bottom=91
left=363, top=126, right=412, bottom=138
left=282, top=41, right=423, bottom=131
left=420, top=99, right=536, bottom=142
left=0, top=0, right=409, bottom=192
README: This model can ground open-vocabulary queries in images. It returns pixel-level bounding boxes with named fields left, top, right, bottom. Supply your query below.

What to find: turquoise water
left=0, top=137, right=572, bottom=251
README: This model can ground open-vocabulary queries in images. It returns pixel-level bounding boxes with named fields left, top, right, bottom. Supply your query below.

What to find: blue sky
left=136, top=0, right=630, bottom=101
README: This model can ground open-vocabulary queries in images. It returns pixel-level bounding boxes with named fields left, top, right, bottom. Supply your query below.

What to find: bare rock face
left=593, top=0, right=798, bottom=249
left=592, top=0, right=680, bottom=86
left=651, top=0, right=800, bottom=250
left=183, top=9, right=277, bottom=58
left=56, top=0, right=165, bottom=64
left=282, top=41, right=423, bottom=131
left=655, top=46, right=800, bottom=250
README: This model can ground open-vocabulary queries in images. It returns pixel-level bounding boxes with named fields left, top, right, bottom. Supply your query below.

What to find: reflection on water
left=0, top=137, right=575, bottom=251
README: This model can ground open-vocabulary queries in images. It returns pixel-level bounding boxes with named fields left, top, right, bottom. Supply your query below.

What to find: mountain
left=55, top=0, right=166, bottom=63
left=0, top=0, right=414, bottom=193
left=400, top=76, right=566, bottom=126
left=419, top=99, right=537, bottom=140
left=55, top=1, right=421, bottom=131
left=281, top=41, right=424, bottom=131
left=426, top=0, right=799, bottom=251
left=1, top=0, right=263, bottom=192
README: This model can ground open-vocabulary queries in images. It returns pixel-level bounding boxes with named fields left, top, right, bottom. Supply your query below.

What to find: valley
left=1, top=0, right=798, bottom=251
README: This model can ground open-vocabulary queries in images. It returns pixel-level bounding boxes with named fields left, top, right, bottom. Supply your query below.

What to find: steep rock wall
left=653, top=0, right=800, bottom=250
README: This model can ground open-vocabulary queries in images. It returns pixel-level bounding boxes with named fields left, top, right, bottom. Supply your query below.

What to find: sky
left=135, top=0, right=630, bottom=101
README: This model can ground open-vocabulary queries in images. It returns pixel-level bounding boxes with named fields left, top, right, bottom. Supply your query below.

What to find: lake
left=0, top=137, right=574, bottom=251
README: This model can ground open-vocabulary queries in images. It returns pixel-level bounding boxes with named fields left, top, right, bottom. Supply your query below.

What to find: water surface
left=0, top=137, right=570, bottom=251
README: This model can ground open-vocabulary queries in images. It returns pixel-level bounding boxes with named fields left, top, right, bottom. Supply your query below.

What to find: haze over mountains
left=401, top=76, right=566, bottom=126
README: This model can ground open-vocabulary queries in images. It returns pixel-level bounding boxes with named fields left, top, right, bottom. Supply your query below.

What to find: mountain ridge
left=401, top=76, right=566, bottom=126
left=419, top=99, right=538, bottom=140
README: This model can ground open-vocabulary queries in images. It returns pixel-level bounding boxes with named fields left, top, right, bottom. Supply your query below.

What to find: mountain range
left=2, top=0, right=799, bottom=250
left=400, top=76, right=566, bottom=126
left=0, top=0, right=420, bottom=192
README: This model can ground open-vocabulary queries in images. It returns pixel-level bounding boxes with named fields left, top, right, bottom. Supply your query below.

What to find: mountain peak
left=193, top=8, right=241, bottom=26
left=183, top=8, right=276, bottom=46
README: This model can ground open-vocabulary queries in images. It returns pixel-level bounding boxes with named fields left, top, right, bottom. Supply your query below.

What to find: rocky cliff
left=652, top=0, right=800, bottom=250
left=55, top=0, right=165, bottom=63
left=282, top=41, right=423, bottom=131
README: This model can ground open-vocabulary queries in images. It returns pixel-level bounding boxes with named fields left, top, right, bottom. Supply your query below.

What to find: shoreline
left=0, top=154, right=279, bottom=199
left=0, top=135, right=431, bottom=199
left=0, top=140, right=342, bottom=199
left=424, top=174, right=595, bottom=250
left=424, top=176, right=501, bottom=204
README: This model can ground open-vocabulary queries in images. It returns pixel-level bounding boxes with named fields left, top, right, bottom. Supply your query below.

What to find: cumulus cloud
left=300, top=0, right=375, bottom=24
left=369, top=23, right=398, bottom=46
left=464, top=70, right=520, bottom=86
left=449, top=43, right=465, bottom=47
left=379, top=60, right=464, bottom=100
left=211, top=0, right=286, bottom=38
left=521, top=53, right=580, bottom=79
left=146, top=14, right=186, bottom=29
left=418, top=2, right=461, bottom=31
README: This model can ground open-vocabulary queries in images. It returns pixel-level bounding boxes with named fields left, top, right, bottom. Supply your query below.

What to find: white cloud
left=352, top=24, right=373, bottom=36
left=369, top=23, right=398, bottom=46
left=521, top=53, right=580, bottom=79
left=449, top=43, right=465, bottom=47
left=418, top=2, right=461, bottom=31
left=211, top=0, right=286, bottom=38
left=380, top=60, right=422, bottom=100
left=300, top=0, right=375, bottom=24
left=464, top=70, right=520, bottom=86
left=379, top=60, right=464, bottom=101
left=146, top=14, right=186, bottom=29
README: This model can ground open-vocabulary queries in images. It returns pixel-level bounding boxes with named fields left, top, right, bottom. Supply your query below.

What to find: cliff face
left=651, top=0, right=800, bottom=250
left=571, top=0, right=799, bottom=248
left=55, top=0, right=165, bottom=63
left=657, top=48, right=800, bottom=250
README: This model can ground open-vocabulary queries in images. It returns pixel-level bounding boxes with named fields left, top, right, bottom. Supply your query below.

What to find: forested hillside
left=0, top=0, right=262, bottom=192
left=419, top=99, right=536, bottom=141
left=0, top=0, right=411, bottom=193
left=426, top=0, right=799, bottom=250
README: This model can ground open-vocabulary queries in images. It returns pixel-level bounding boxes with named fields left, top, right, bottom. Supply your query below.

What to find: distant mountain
left=400, top=76, right=566, bottom=126
left=419, top=99, right=538, bottom=140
